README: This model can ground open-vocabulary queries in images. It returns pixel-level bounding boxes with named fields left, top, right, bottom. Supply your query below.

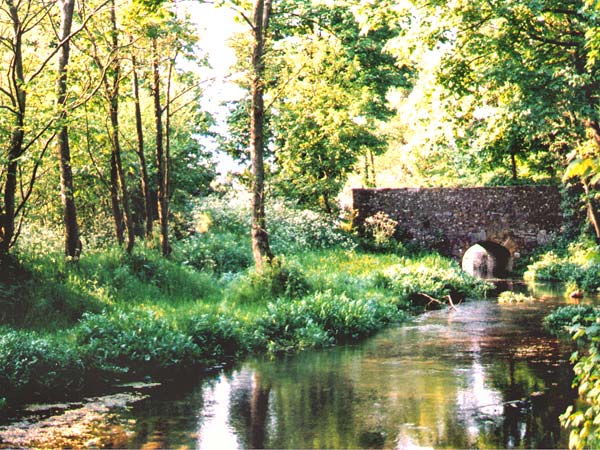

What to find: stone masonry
left=352, top=186, right=563, bottom=259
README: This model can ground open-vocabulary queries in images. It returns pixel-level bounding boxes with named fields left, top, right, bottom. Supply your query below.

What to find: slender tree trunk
left=582, top=181, right=600, bottom=241
left=131, top=51, right=153, bottom=240
left=109, top=152, right=124, bottom=244
left=510, top=152, right=517, bottom=181
left=108, top=0, right=134, bottom=253
left=152, top=38, right=171, bottom=256
left=56, top=0, right=82, bottom=259
left=369, top=149, right=376, bottom=187
left=249, top=0, right=274, bottom=270
left=1, top=5, right=26, bottom=256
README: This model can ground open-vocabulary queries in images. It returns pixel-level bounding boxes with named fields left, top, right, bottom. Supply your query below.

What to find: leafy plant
left=0, top=329, right=83, bottom=401
left=363, top=211, right=400, bottom=251
left=76, top=308, right=200, bottom=376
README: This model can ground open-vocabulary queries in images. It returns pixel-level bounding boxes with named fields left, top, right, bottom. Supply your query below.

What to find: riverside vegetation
left=0, top=195, right=490, bottom=410
left=527, top=239, right=600, bottom=449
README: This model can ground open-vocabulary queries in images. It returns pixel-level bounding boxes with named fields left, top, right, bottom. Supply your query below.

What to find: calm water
left=0, top=284, right=585, bottom=448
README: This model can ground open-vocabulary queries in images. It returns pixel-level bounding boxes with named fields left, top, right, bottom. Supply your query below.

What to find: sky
left=180, top=1, right=246, bottom=176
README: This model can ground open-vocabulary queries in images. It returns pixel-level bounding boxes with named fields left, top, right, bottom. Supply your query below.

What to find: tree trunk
left=249, top=0, right=274, bottom=270
left=108, top=0, right=134, bottom=253
left=152, top=38, right=171, bottom=256
left=56, top=0, right=82, bottom=259
left=510, top=152, right=517, bottom=181
left=583, top=179, right=600, bottom=241
left=1, top=5, right=26, bottom=256
left=109, top=152, right=125, bottom=244
left=132, top=51, right=153, bottom=240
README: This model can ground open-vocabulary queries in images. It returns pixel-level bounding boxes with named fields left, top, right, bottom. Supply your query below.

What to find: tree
left=357, top=0, right=598, bottom=187
left=249, top=0, right=275, bottom=269
left=56, top=0, right=83, bottom=259
left=0, top=0, right=100, bottom=257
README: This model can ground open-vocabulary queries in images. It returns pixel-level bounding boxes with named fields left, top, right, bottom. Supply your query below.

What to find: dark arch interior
left=462, top=241, right=512, bottom=279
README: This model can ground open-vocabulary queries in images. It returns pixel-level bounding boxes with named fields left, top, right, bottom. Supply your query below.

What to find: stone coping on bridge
left=352, top=185, right=563, bottom=258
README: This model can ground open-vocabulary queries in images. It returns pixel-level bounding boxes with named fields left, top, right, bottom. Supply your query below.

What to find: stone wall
left=352, top=186, right=563, bottom=258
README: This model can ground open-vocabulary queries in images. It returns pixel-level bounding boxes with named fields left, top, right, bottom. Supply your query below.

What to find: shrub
left=174, top=232, right=253, bottom=274
left=525, top=241, right=600, bottom=292
left=0, top=329, right=83, bottom=401
left=76, top=308, right=200, bottom=376
left=227, top=258, right=312, bottom=303
left=190, top=194, right=356, bottom=255
left=254, top=290, right=405, bottom=352
left=497, top=291, right=536, bottom=303
left=183, top=312, right=252, bottom=360
left=362, top=211, right=400, bottom=251
left=381, top=258, right=490, bottom=307
left=266, top=201, right=357, bottom=253
left=543, top=305, right=600, bottom=449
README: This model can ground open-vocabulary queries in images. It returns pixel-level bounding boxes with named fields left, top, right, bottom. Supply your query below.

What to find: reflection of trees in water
left=481, top=338, right=574, bottom=449
left=227, top=359, right=358, bottom=449
left=142, top=301, right=573, bottom=450
left=125, top=380, right=209, bottom=449
left=227, top=371, right=271, bottom=449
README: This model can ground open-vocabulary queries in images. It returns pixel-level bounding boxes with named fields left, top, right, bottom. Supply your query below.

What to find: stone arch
left=461, top=241, right=512, bottom=279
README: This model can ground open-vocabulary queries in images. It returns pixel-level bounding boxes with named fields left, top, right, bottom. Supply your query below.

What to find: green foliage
left=0, top=329, right=83, bottom=401
left=76, top=308, right=200, bottom=376
left=361, top=211, right=402, bottom=252
left=497, top=291, right=536, bottom=303
left=254, top=290, right=403, bottom=352
left=183, top=311, right=252, bottom=360
left=544, top=305, right=598, bottom=337
left=545, top=305, right=600, bottom=449
left=190, top=194, right=357, bottom=256
left=524, top=241, right=600, bottom=292
left=227, top=258, right=313, bottom=304
left=175, top=232, right=253, bottom=275
left=266, top=202, right=357, bottom=253
left=380, top=255, right=491, bottom=307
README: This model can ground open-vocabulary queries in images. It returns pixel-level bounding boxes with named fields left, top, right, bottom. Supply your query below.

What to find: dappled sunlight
left=0, top=393, right=146, bottom=448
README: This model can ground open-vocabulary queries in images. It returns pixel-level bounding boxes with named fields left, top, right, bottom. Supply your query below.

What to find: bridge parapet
left=352, top=186, right=563, bottom=258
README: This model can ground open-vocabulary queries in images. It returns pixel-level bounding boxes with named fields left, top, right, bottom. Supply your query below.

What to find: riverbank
left=0, top=246, right=490, bottom=410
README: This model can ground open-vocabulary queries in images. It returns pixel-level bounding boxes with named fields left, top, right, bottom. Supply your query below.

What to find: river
left=0, top=283, right=585, bottom=449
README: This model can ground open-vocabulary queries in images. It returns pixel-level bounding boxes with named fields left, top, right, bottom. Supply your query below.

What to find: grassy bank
left=0, top=245, right=489, bottom=407
left=0, top=195, right=491, bottom=408
left=524, top=239, right=600, bottom=294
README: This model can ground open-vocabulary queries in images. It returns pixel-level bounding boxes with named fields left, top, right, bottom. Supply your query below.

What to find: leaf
left=564, top=158, right=597, bottom=182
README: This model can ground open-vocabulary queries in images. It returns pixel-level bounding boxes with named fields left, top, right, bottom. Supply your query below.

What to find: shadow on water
left=0, top=282, right=590, bottom=449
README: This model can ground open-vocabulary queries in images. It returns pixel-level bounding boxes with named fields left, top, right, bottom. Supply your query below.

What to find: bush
left=266, top=201, right=357, bottom=253
left=76, top=308, right=200, bottom=376
left=497, top=291, right=536, bottom=303
left=174, top=232, right=253, bottom=274
left=190, top=194, right=356, bottom=255
left=525, top=241, right=600, bottom=292
left=183, top=312, right=252, bottom=360
left=544, top=305, right=600, bottom=339
left=254, top=290, right=404, bottom=352
left=227, top=258, right=313, bottom=303
left=543, top=305, right=600, bottom=449
left=362, top=211, right=401, bottom=252
left=0, top=329, right=83, bottom=401
left=381, top=257, right=490, bottom=307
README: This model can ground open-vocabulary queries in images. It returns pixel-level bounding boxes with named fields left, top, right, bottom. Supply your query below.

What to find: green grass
left=0, top=241, right=490, bottom=407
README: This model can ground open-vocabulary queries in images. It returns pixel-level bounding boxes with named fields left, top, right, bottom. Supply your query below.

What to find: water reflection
left=0, top=289, right=581, bottom=449
left=177, top=298, right=573, bottom=449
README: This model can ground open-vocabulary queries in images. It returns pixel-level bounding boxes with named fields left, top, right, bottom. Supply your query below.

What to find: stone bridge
left=352, top=186, right=563, bottom=276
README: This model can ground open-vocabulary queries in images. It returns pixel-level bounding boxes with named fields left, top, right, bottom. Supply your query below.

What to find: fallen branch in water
left=417, top=293, right=459, bottom=311
left=417, top=292, right=460, bottom=311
